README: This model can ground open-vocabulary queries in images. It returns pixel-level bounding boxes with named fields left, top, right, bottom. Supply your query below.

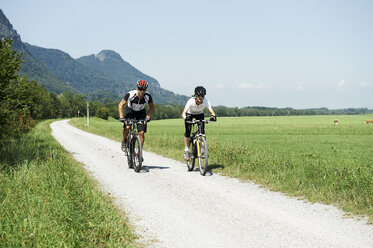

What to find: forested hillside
left=24, top=43, right=131, bottom=98
left=20, top=50, right=79, bottom=94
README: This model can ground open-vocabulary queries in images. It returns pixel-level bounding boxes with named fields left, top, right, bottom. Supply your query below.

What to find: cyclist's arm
left=181, top=106, right=189, bottom=120
left=208, top=107, right=216, bottom=117
left=147, top=102, right=154, bottom=119
left=118, top=99, right=127, bottom=119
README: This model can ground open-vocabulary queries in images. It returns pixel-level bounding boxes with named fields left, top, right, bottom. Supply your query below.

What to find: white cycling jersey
left=123, top=90, right=153, bottom=111
left=184, top=97, right=211, bottom=115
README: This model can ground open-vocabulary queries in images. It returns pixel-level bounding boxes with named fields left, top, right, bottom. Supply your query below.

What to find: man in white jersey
left=182, top=86, right=216, bottom=160
left=118, top=80, right=154, bottom=151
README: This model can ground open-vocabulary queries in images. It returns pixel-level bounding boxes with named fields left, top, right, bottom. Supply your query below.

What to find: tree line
left=102, top=102, right=372, bottom=121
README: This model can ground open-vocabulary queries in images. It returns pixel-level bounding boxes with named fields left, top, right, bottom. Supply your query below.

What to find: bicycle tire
left=132, top=135, right=143, bottom=172
left=186, top=141, right=195, bottom=171
left=198, top=136, right=208, bottom=176
left=126, top=140, right=133, bottom=169
left=127, top=153, right=133, bottom=169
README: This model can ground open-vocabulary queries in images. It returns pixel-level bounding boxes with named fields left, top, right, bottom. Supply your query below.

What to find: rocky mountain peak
left=0, top=9, right=24, bottom=50
left=96, top=50, right=123, bottom=63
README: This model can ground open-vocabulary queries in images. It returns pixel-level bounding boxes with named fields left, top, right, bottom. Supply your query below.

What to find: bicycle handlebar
left=186, top=119, right=214, bottom=124
left=123, top=119, right=148, bottom=124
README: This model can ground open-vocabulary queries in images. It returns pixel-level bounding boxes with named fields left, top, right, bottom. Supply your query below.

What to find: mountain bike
left=123, top=119, right=146, bottom=172
left=186, top=119, right=212, bottom=176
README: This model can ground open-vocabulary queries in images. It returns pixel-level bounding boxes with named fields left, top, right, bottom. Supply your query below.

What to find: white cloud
left=337, top=80, right=346, bottom=88
left=359, top=82, right=373, bottom=87
left=257, top=83, right=269, bottom=89
left=215, top=83, right=225, bottom=89
left=238, top=83, right=255, bottom=89
left=296, top=85, right=305, bottom=91
left=238, top=83, right=269, bottom=90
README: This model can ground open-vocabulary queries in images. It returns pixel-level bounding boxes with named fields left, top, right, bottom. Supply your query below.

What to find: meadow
left=71, top=114, right=373, bottom=221
left=0, top=120, right=139, bottom=247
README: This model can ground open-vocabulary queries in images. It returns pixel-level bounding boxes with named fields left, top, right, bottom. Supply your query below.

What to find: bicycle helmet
left=137, top=80, right=148, bottom=90
left=194, top=86, right=206, bottom=97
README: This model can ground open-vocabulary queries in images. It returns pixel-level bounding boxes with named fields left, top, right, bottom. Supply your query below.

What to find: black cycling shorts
left=123, top=108, right=147, bottom=132
left=184, top=113, right=205, bottom=138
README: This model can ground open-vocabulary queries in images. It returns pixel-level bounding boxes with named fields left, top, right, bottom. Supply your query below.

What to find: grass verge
left=0, top=120, right=138, bottom=247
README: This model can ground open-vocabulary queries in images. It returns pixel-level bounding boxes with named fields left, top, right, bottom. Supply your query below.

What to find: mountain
left=0, top=9, right=23, bottom=50
left=0, top=9, right=188, bottom=104
left=77, top=50, right=188, bottom=104
left=77, top=50, right=161, bottom=88
left=0, top=9, right=77, bottom=94
left=24, top=43, right=131, bottom=98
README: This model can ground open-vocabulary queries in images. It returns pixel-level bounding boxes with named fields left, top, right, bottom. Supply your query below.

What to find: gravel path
left=50, top=120, right=373, bottom=248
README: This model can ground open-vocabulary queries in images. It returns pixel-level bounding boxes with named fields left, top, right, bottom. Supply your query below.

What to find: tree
left=0, top=39, right=26, bottom=140
left=73, top=94, right=86, bottom=117
left=97, top=107, right=109, bottom=120
left=0, top=39, right=23, bottom=100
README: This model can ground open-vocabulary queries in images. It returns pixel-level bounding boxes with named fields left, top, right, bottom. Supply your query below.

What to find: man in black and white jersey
left=182, top=86, right=216, bottom=160
left=118, top=80, right=154, bottom=151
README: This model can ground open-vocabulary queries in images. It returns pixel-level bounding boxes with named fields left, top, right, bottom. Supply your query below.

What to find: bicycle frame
left=188, top=119, right=209, bottom=138
left=126, top=119, right=144, bottom=139
left=190, top=121, right=207, bottom=157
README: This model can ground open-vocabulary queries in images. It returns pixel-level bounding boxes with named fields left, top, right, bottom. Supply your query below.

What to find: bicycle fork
left=195, top=138, right=200, bottom=157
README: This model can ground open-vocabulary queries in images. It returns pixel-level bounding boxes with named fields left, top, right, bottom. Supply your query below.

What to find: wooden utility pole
left=87, top=101, right=90, bottom=127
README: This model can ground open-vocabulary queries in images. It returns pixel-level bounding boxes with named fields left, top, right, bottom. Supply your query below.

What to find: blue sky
left=1, top=0, right=372, bottom=109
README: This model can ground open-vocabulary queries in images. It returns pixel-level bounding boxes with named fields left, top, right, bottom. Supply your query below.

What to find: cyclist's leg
left=184, top=114, right=194, bottom=145
left=184, top=137, right=190, bottom=149
left=138, top=131, right=145, bottom=146
left=184, top=114, right=193, bottom=160
left=122, top=108, right=133, bottom=151
left=134, top=109, right=147, bottom=146
left=123, top=127, right=130, bottom=140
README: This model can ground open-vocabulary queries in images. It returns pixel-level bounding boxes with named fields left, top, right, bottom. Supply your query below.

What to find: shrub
left=97, top=106, right=109, bottom=120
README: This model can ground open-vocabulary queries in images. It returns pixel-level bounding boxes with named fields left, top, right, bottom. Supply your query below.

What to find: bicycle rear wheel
left=197, top=137, right=208, bottom=176
left=131, top=135, right=143, bottom=172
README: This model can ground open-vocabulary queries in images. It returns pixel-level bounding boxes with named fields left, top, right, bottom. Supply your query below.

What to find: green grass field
left=71, top=115, right=373, bottom=221
left=0, top=120, right=139, bottom=247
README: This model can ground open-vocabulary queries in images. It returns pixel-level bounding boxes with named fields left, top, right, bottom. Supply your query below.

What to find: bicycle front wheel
left=127, top=153, right=133, bottom=169
left=186, top=141, right=195, bottom=171
left=131, top=135, right=143, bottom=172
left=126, top=140, right=133, bottom=169
left=197, top=136, right=208, bottom=176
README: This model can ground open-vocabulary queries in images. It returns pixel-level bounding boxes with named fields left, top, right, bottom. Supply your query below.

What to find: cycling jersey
left=124, top=90, right=153, bottom=111
left=184, top=97, right=211, bottom=115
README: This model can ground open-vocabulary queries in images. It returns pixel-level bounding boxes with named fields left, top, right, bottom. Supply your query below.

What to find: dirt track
left=50, top=120, right=373, bottom=248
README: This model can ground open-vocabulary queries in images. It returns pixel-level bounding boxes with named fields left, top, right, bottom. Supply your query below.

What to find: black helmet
left=194, top=86, right=206, bottom=97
